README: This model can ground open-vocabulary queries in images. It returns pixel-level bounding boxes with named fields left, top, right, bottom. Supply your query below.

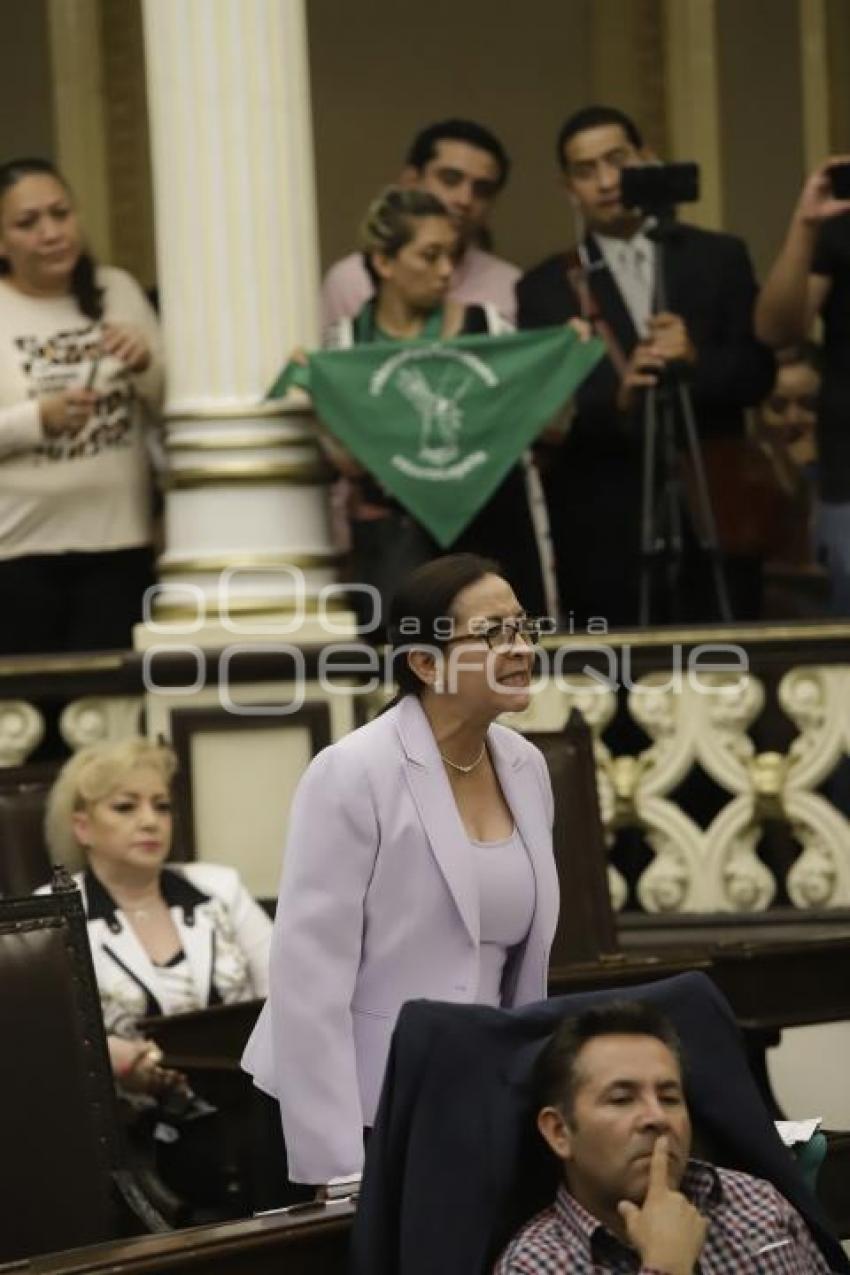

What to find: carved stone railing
left=0, top=652, right=143, bottom=769
left=507, top=623, right=850, bottom=914
left=3, top=622, right=850, bottom=910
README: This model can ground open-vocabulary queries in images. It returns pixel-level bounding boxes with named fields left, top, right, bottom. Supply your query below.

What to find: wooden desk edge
left=2, top=1204, right=355, bottom=1274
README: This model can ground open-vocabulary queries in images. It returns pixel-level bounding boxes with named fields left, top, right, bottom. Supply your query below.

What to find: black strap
left=564, top=248, right=629, bottom=381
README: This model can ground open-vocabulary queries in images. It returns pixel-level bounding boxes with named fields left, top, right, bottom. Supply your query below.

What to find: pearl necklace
left=439, top=742, right=487, bottom=775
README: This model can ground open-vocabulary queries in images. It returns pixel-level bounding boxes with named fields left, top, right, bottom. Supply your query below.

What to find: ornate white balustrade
left=3, top=633, right=850, bottom=911
left=0, top=700, right=45, bottom=767
left=511, top=660, right=850, bottom=913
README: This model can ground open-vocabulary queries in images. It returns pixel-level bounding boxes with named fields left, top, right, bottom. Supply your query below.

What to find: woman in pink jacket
left=243, top=553, right=560, bottom=1200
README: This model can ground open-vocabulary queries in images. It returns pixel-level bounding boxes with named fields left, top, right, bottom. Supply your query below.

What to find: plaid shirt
left=493, top=1160, right=832, bottom=1274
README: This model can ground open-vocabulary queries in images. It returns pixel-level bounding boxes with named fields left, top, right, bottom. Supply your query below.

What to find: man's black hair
left=535, top=1000, right=684, bottom=1120
left=556, top=105, right=644, bottom=172
left=406, top=119, right=510, bottom=191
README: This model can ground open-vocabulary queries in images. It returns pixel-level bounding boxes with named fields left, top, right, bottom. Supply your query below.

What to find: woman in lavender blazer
left=242, top=554, right=560, bottom=1191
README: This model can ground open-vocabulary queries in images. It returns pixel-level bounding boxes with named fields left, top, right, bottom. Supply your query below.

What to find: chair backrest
left=533, top=708, right=619, bottom=964
left=0, top=777, right=53, bottom=895
left=0, top=869, right=167, bottom=1263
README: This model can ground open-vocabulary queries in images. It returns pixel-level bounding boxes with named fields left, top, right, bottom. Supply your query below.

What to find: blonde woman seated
left=44, top=737, right=272, bottom=1093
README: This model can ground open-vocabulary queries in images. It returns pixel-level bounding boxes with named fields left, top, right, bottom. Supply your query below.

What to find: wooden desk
left=138, top=999, right=263, bottom=1068
left=0, top=1204, right=353, bottom=1275
left=619, top=909, right=850, bottom=1030
left=548, top=951, right=713, bottom=996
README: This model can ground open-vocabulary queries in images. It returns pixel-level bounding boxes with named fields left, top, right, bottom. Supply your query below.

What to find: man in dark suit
left=517, top=105, right=775, bottom=627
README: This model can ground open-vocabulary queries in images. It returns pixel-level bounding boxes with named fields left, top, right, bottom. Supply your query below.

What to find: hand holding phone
left=828, top=161, right=850, bottom=200
left=797, top=156, right=850, bottom=225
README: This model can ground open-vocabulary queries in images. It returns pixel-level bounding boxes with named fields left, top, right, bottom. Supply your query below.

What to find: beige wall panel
left=769, top=1021, right=850, bottom=1129
left=47, top=0, right=113, bottom=261
left=190, top=724, right=310, bottom=898
left=716, top=0, right=805, bottom=276
left=306, top=0, right=595, bottom=273
left=663, top=0, right=722, bottom=230
left=799, top=0, right=830, bottom=169
left=101, top=0, right=157, bottom=287
left=0, top=1, right=55, bottom=162
left=144, top=676, right=356, bottom=897
left=590, top=0, right=667, bottom=157
left=826, top=0, right=850, bottom=153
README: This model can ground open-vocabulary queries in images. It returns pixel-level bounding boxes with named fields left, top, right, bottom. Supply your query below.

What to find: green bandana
left=268, top=324, right=604, bottom=547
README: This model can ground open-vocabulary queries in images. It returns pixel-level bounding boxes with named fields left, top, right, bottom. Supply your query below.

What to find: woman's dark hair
left=385, top=552, right=501, bottom=701
left=0, top=157, right=103, bottom=320
left=359, top=185, right=451, bottom=288
left=556, top=105, right=644, bottom=171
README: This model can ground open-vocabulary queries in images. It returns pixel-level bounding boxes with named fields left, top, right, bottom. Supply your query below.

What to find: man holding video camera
left=756, top=158, right=850, bottom=614
left=518, top=105, right=774, bottom=628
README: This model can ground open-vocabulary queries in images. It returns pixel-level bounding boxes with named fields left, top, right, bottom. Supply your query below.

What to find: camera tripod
left=637, top=217, right=732, bottom=625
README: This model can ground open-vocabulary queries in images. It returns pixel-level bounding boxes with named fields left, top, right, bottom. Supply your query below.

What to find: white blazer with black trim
left=42, top=863, right=272, bottom=1035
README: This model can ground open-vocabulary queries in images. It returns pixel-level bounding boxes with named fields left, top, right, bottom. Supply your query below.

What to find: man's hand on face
left=617, top=1135, right=707, bottom=1275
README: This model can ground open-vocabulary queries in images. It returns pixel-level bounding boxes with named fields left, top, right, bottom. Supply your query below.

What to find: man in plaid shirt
left=494, top=1002, right=833, bottom=1274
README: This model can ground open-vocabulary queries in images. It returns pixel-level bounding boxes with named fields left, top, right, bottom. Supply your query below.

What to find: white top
left=39, top=863, right=273, bottom=1038
left=470, top=826, right=536, bottom=1007
left=150, top=952, right=201, bottom=1018
left=593, top=227, right=656, bottom=337
left=0, top=265, right=164, bottom=560
left=320, top=244, right=520, bottom=330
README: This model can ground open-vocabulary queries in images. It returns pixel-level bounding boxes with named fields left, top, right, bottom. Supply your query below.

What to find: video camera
left=620, top=162, right=700, bottom=213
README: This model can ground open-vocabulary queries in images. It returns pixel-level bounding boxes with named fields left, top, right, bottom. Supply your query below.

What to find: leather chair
left=0, top=867, right=169, bottom=1263
left=350, top=972, right=848, bottom=1275
left=532, top=709, right=619, bottom=965
left=0, top=774, right=54, bottom=896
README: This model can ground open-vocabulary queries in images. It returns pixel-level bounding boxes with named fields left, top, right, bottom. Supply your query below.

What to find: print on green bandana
left=268, top=326, right=604, bottom=546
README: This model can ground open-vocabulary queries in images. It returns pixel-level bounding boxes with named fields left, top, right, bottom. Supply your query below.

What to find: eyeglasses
left=448, top=617, right=546, bottom=654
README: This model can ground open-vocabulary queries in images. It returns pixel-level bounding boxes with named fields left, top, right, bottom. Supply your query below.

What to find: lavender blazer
left=241, top=695, right=559, bottom=1184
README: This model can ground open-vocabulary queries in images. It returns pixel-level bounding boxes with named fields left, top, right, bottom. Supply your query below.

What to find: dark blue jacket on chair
left=350, top=972, right=847, bottom=1275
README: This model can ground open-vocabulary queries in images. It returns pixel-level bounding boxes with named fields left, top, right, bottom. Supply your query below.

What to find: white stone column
left=663, top=0, right=723, bottom=231
left=798, top=0, right=831, bottom=170
left=140, top=0, right=341, bottom=638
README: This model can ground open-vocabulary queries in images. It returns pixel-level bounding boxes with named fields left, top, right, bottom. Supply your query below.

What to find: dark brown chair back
left=0, top=778, right=53, bottom=895
left=0, top=869, right=167, bottom=1262
left=531, top=708, right=619, bottom=964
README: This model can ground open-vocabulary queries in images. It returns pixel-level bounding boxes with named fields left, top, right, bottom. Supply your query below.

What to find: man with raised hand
left=321, top=119, right=519, bottom=327
left=494, top=1001, right=831, bottom=1273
